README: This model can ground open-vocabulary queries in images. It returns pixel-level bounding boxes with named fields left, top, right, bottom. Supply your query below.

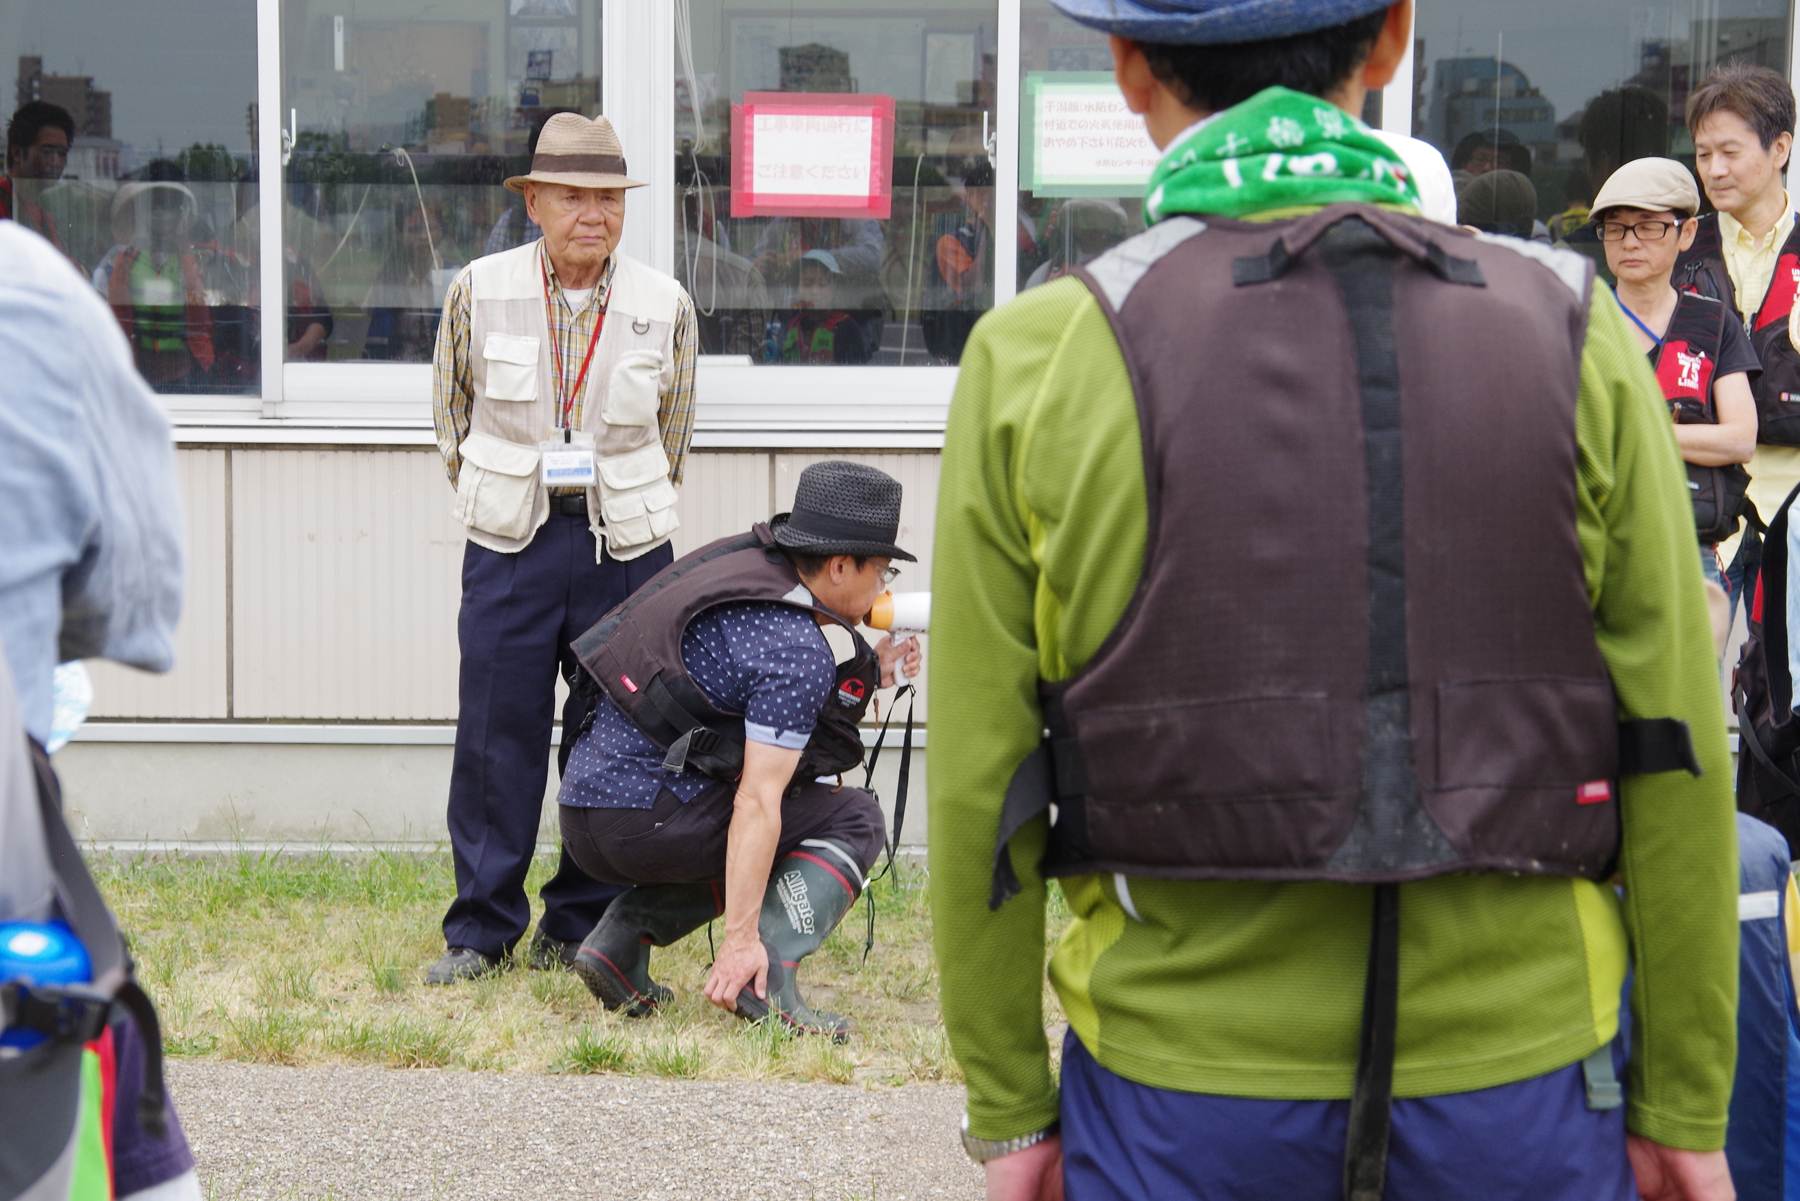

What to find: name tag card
left=540, top=434, right=597, bottom=487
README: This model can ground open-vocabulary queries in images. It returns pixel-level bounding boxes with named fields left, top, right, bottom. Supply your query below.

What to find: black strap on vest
left=1618, top=718, right=1702, bottom=777
left=1344, top=882, right=1400, bottom=1201
left=25, top=738, right=168, bottom=1138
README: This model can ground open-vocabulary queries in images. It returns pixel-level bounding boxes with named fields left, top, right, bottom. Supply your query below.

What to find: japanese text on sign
left=1025, top=73, right=1162, bottom=196
left=751, top=113, right=873, bottom=197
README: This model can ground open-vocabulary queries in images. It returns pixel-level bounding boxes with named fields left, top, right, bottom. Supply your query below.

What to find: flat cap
left=1591, top=157, right=1700, bottom=219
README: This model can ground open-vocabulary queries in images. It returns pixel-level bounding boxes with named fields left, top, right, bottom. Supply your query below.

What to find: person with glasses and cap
left=554, top=460, right=921, bottom=1039
left=427, top=112, right=700, bottom=984
left=1595, top=157, right=1758, bottom=650
left=927, top=0, right=1736, bottom=1199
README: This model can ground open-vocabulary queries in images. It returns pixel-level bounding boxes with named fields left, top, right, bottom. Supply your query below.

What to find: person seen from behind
left=1597, top=157, right=1757, bottom=654
left=928, top=0, right=1738, bottom=1199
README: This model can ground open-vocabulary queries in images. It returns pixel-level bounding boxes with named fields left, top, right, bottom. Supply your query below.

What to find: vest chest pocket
left=454, top=431, right=541, bottom=540
left=601, top=349, right=665, bottom=427
left=482, top=332, right=540, bottom=402
left=598, top=441, right=679, bottom=547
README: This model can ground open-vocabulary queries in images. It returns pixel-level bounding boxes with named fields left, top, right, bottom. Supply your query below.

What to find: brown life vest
left=1676, top=211, right=1800, bottom=445
left=569, top=523, right=878, bottom=788
left=990, top=204, right=1700, bottom=906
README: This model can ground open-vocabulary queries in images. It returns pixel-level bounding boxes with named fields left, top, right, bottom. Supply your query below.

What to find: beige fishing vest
left=454, top=241, right=683, bottom=561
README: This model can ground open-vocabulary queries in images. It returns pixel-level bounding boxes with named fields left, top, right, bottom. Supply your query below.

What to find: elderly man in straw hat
left=427, top=112, right=699, bottom=984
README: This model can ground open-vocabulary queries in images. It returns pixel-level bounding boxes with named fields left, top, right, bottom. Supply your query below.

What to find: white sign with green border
left=1023, top=72, right=1162, bottom=198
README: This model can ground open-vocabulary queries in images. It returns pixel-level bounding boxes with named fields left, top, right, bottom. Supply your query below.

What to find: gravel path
left=169, top=1061, right=983, bottom=1200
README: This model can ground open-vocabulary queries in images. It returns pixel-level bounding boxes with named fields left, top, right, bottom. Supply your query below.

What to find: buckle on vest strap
left=662, top=727, right=722, bottom=774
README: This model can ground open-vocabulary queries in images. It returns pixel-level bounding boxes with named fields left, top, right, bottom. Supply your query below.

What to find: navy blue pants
left=1060, top=1031, right=1633, bottom=1201
left=443, top=514, right=673, bottom=956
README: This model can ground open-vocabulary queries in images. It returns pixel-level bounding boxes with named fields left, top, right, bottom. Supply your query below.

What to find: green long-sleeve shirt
left=929, top=245, right=1738, bottom=1151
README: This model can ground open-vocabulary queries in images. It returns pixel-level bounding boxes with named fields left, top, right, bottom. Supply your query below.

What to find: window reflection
left=675, top=0, right=998, bottom=365
left=0, top=1, right=259, bottom=393
left=1411, top=0, right=1790, bottom=262
left=1017, top=0, right=1145, bottom=293
left=282, top=0, right=602, bottom=362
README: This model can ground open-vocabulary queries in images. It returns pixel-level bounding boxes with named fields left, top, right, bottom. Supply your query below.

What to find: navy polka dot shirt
left=558, top=599, right=846, bottom=808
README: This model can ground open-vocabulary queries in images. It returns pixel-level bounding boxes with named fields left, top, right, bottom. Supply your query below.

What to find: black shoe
left=528, top=930, right=579, bottom=971
left=424, top=946, right=505, bottom=984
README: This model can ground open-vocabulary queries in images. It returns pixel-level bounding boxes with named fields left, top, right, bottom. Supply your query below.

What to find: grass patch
left=91, top=848, right=1069, bottom=1081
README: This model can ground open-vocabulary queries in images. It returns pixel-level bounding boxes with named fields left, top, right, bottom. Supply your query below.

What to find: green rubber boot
left=733, top=839, right=866, bottom=1042
left=574, top=883, right=722, bottom=1017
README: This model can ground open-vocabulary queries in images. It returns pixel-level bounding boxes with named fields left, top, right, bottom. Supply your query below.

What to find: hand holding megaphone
left=865, top=590, right=929, bottom=686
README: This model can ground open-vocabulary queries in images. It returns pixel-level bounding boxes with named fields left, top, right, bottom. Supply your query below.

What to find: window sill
left=164, top=358, right=954, bottom=448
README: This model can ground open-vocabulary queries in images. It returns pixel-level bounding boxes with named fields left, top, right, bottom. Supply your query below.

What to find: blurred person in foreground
left=428, top=113, right=699, bottom=983
left=928, top=0, right=1738, bottom=1199
left=0, top=220, right=198, bottom=1199
left=2, top=100, right=72, bottom=251
left=1674, top=64, right=1799, bottom=620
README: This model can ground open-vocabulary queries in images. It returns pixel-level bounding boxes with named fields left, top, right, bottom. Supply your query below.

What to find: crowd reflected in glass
left=1411, top=0, right=1790, bottom=272
left=674, top=0, right=998, bottom=365
left=281, top=0, right=601, bottom=363
left=0, top=0, right=259, bottom=392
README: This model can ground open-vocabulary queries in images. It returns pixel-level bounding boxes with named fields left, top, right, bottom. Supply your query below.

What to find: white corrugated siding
left=672, top=452, right=772, bottom=555
left=232, top=449, right=463, bottom=720
left=88, top=448, right=230, bottom=718
left=94, top=449, right=939, bottom=723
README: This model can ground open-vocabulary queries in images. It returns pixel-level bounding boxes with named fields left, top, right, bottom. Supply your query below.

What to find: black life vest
left=1676, top=212, right=1800, bottom=445
left=1645, top=290, right=1752, bottom=543
left=1735, top=479, right=1800, bottom=854
left=569, top=523, right=879, bottom=789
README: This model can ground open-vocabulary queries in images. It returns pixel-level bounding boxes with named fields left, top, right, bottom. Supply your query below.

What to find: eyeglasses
left=877, top=565, right=901, bottom=586
left=1596, top=219, right=1682, bottom=242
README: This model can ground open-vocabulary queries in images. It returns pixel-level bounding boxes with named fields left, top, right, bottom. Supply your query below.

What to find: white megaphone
left=865, top=591, right=930, bottom=686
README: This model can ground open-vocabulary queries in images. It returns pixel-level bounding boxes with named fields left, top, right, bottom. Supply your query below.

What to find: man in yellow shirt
left=1675, top=63, right=1800, bottom=612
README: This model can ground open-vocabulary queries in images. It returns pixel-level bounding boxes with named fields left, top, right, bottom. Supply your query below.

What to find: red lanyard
left=541, top=251, right=607, bottom=432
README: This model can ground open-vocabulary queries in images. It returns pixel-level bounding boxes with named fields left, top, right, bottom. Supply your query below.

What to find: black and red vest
left=1642, top=290, right=1750, bottom=542
left=1676, top=211, right=1800, bottom=445
left=569, top=524, right=878, bottom=788
left=989, top=205, right=1699, bottom=905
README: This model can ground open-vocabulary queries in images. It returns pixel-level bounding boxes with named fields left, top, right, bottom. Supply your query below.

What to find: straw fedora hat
left=505, top=112, right=644, bottom=193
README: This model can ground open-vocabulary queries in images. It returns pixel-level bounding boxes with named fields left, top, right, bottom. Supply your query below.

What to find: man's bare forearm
left=723, top=789, right=782, bottom=945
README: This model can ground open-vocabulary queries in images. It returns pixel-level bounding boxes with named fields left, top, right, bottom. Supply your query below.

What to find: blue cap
left=1049, top=0, right=1394, bottom=46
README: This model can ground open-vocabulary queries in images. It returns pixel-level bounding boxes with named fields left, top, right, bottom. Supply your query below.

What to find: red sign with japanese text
left=730, top=92, right=895, bottom=220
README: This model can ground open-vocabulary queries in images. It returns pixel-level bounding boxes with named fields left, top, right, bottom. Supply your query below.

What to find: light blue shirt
left=0, top=223, right=184, bottom=744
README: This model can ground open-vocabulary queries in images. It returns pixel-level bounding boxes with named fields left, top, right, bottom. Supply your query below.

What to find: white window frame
left=162, top=0, right=1800, bottom=446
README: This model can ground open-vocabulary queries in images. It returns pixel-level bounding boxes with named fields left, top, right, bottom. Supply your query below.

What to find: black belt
left=549, top=494, right=589, bottom=518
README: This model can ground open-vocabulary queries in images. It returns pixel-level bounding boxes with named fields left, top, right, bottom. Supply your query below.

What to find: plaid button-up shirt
left=432, top=244, right=699, bottom=491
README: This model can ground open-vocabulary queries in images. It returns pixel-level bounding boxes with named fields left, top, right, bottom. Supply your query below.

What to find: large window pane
left=675, top=0, right=998, bottom=365
left=1412, top=0, right=1790, bottom=256
left=1017, top=0, right=1147, bottom=293
left=0, top=1, right=259, bottom=394
left=283, top=0, right=601, bottom=363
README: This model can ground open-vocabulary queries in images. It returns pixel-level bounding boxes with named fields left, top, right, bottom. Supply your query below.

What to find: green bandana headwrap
left=1145, top=87, right=1421, bottom=224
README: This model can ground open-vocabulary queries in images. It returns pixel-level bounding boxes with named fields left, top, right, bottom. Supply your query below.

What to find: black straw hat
left=771, top=461, right=916, bottom=562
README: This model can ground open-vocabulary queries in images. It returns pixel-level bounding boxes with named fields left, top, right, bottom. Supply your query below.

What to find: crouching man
left=556, top=461, right=921, bottom=1038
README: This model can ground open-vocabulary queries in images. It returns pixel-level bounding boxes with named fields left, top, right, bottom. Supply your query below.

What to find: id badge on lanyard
left=540, top=431, right=597, bottom=487
left=540, top=250, right=605, bottom=488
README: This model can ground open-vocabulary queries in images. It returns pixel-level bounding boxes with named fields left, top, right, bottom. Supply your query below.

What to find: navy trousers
left=443, top=514, right=673, bottom=956
left=1060, top=1030, right=1633, bottom=1201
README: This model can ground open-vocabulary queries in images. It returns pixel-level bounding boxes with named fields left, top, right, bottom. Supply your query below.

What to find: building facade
left=8, top=0, right=1787, bottom=850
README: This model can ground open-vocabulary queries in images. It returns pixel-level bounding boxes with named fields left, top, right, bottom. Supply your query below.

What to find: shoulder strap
left=25, top=739, right=167, bottom=1137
